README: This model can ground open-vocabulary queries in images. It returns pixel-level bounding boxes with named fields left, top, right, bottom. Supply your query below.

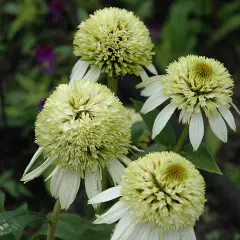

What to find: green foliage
left=184, top=144, right=222, bottom=174
left=0, top=191, right=5, bottom=213
left=0, top=170, right=32, bottom=198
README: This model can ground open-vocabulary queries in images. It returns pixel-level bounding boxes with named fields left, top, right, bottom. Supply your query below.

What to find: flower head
left=36, top=46, right=56, bottom=74
left=139, top=55, right=239, bottom=150
left=70, top=7, right=157, bottom=83
left=22, top=80, right=131, bottom=209
left=89, top=152, right=206, bottom=239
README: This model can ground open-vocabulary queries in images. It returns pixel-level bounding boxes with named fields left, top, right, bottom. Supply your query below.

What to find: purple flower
left=35, top=46, right=56, bottom=74
left=149, top=23, right=161, bottom=42
left=48, top=0, right=65, bottom=24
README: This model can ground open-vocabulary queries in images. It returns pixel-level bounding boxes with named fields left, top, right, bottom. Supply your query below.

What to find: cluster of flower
left=22, top=7, right=239, bottom=240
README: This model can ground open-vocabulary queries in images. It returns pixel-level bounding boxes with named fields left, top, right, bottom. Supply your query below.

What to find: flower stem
left=107, top=77, right=118, bottom=94
left=173, top=125, right=189, bottom=153
left=47, top=199, right=61, bottom=240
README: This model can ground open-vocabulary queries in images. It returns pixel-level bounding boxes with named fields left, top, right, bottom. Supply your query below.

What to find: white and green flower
left=21, top=80, right=131, bottom=209
left=70, top=7, right=157, bottom=83
left=138, top=55, right=240, bottom=150
left=88, top=152, right=206, bottom=240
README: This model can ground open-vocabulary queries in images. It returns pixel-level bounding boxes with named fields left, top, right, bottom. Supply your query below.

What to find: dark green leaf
left=205, top=127, right=222, bottom=156
left=21, top=34, right=37, bottom=54
left=184, top=144, right=222, bottom=174
left=131, top=121, right=146, bottom=143
left=132, top=99, right=176, bottom=147
left=0, top=191, right=5, bottom=212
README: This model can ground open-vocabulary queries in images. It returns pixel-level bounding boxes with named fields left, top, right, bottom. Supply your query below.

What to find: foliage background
left=1, top=0, right=240, bottom=239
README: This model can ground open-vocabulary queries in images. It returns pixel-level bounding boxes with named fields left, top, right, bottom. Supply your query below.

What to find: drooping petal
left=119, top=155, right=132, bottom=166
left=218, top=106, right=236, bottom=131
left=149, top=227, right=162, bottom=240
left=141, top=82, right=162, bottom=97
left=163, top=231, right=181, bottom=240
left=82, top=66, right=101, bottom=82
left=208, top=111, right=228, bottom=142
left=106, top=160, right=125, bottom=185
left=152, top=103, right=177, bottom=139
left=231, top=102, right=240, bottom=115
left=189, top=112, right=204, bottom=151
left=141, top=94, right=169, bottom=114
left=111, top=213, right=133, bottom=240
left=70, top=59, right=89, bottom=83
left=85, top=166, right=102, bottom=209
left=59, top=170, right=81, bottom=209
left=146, top=64, right=158, bottom=75
left=137, top=75, right=165, bottom=89
left=21, top=158, right=53, bottom=183
left=44, top=166, right=58, bottom=181
left=132, top=224, right=151, bottom=240
left=88, top=186, right=122, bottom=204
left=179, top=228, right=196, bottom=240
left=139, top=68, right=149, bottom=81
left=130, top=145, right=145, bottom=153
left=23, top=147, right=44, bottom=176
left=50, top=167, right=64, bottom=198
left=94, top=201, right=127, bottom=224
left=179, top=109, right=191, bottom=124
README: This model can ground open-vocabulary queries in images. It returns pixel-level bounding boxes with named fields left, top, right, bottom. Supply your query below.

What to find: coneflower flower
left=89, top=152, right=206, bottom=240
left=70, top=7, right=157, bottom=83
left=138, top=55, right=240, bottom=150
left=21, top=80, right=131, bottom=209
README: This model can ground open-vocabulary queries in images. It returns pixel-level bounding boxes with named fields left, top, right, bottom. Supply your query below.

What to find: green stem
left=173, top=125, right=189, bottom=153
left=107, top=77, right=118, bottom=94
left=47, top=199, right=61, bottom=240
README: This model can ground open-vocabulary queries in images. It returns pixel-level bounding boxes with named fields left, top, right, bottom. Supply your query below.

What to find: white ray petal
left=189, top=112, right=204, bottom=151
left=218, top=106, right=236, bottom=131
left=111, top=213, right=133, bottom=240
left=44, top=166, right=58, bottom=181
left=85, top=166, right=102, bottom=209
left=139, top=69, right=149, bottom=81
left=141, top=94, right=169, bottom=114
left=208, top=111, right=228, bottom=142
left=50, top=167, right=64, bottom=198
left=82, top=66, right=101, bottom=82
left=149, top=227, right=162, bottom=240
left=59, top=171, right=81, bottom=209
left=70, top=59, right=89, bottom=84
left=133, top=224, right=151, bottom=240
left=23, top=147, right=44, bottom=176
left=152, top=103, right=177, bottom=139
left=121, top=222, right=137, bottom=240
left=231, top=102, right=240, bottom=115
left=146, top=64, right=158, bottom=75
left=21, top=158, right=53, bottom=183
left=141, top=82, right=163, bottom=97
left=106, top=160, right=125, bottom=185
left=179, top=109, right=191, bottom=124
left=88, top=186, right=122, bottom=204
left=94, top=201, right=127, bottom=224
left=119, top=155, right=132, bottom=166
left=164, top=231, right=180, bottom=240
left=130, top=145, right=145, bottom=153
left=137, top=75, right=165, bottom=89
left=179, top=228, right=196, bottom=240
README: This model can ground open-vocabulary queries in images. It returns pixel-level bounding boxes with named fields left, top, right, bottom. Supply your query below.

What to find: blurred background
left=0, top=0, right=240, bottom=239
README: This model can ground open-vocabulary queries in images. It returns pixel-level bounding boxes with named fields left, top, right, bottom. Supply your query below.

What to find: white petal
left=21, top=158, right=53, bottom=183
left=139, top=69, right=149, bottom=81
left=70, top=59, right=89, bottom=84
left=88, top=186, right=122, bottom=204
left=119, top=155, right=132, bottom=166
left=164, top=231, right=181, bottom=240
left=149, top=227, right=162, bottom=240
left=85, top=166, right=102, bottom=209
left=152, top=103, right=177, bottom=139
left=82, top=66, right=101, bottom=82
left=59, top=171, right=81, bottom=209
left=141, top=82, right=163, bottom=97
left=137, top=75, right=165, bottom=89
left=50, top=167, right=64, bottom=198
left=111, top=213, right=133, bottom=240
left=130, top=145, right=145, bottom=153
left=208, top=111, right=228, bottom=142
left=189, top=112, right=204, bottom=151
left=121, top=222, right=137, bottom=240
left=146, top=64, right=158, bottom=75
left=133, top=224, right=152, bottom=240
left=106, top=160, right=125, bottom=185
left=44, top=166, right=58, bottom=181
left=218, top=107, right=236, bottom=131
left=231, top=102, right=240, bottom=115
left=179, top=228, right=196, bottom=240
left=179, top=109, right=191, bottom=124
left=23, top=147, right=44, bottom=176
left=94, top=201, right=127, bottom=224
left=141, top=94, right=169, bottom=114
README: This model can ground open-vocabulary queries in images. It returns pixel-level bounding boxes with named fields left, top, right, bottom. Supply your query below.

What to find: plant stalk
left=173, top=125, right=189, bottom=153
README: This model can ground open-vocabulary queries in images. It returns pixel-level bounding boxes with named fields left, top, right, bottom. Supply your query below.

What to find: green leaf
left=205, top=127, right=222, bottom=156
left=132, top=99, right=176, bottom=147
left=0, top=191, right=5, bottom=212
left=183, top=144, right=222, bottom=174
left=21, top=34, right=37, bottom=54
left=0, top=205, right=48, bottom=237
left=131, top=121, right=146, bottom=143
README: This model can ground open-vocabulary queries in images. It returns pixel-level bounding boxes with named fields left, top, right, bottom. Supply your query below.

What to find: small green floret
left=120, top=152, right=206, bottom=231
left=73, top=7, right=154, bottom=77
left=35, top=80, right=131, bottom=177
